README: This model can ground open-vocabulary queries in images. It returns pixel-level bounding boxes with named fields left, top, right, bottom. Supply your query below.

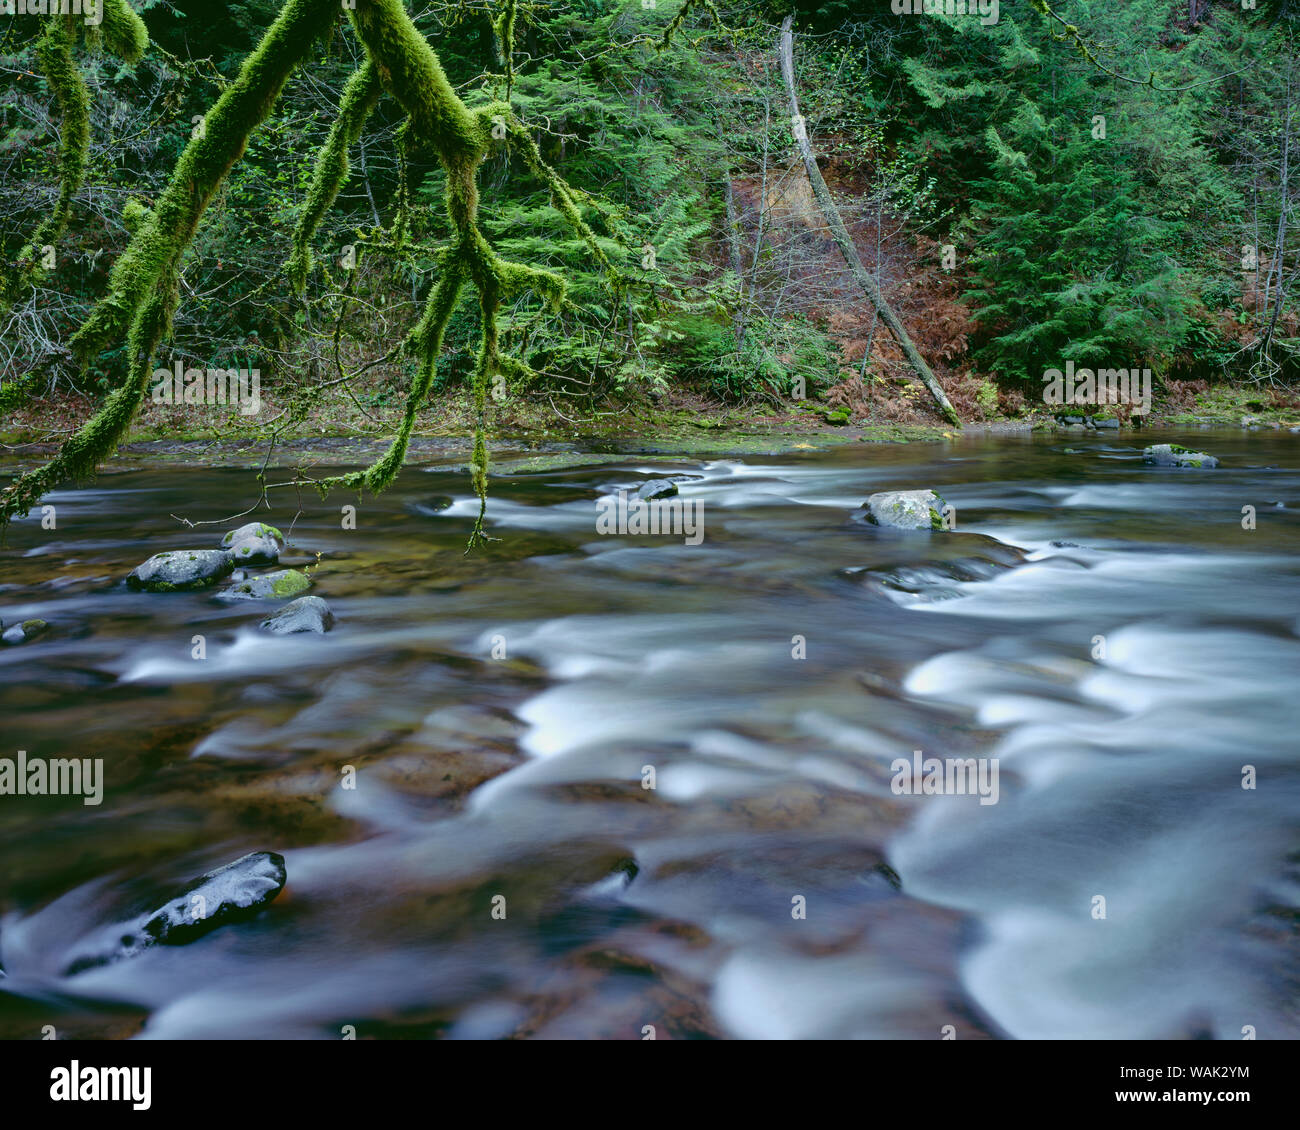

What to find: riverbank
left=3, top=382, right=1298, bottom=474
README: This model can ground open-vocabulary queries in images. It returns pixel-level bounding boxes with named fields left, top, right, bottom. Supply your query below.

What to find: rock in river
left=863, top=489, right=949, bottom=531
left=221, top=521, right=284, bottom=565
left=127, top=549, right=233, bottom=591
left=259, top=595, right=334, bottom=634
left=634, top=479, right=679, bottom=502
left=1143, top=443, right=1219, bottom=469
left=217, top=569, right=312, bottom=601
left=64, top=851, right=287, bottom=975
left=1, top=618, right=48, bottom=645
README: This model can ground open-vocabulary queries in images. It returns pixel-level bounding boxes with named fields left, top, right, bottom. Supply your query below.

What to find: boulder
left=127, top=550, right=233, bottom=591
left=259, top=595, right=334, bottom=635
left=863, top=489, right=949, bottom=531
left=221, top=521, right=284, bottom=566
left=217, top=569, right=312, bottom=601
left=634, top=479, right=679, bottom=502
left=1143, top=443, right=1219, bottom=469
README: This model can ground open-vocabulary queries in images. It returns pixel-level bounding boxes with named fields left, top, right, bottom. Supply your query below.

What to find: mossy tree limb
left=69, top=0, right=341, bottom=369
left=287, top=57, right=384, bottom=293
left=1, top=0, right=338, bottom=528
left=3, top=17, right=89, bottom=308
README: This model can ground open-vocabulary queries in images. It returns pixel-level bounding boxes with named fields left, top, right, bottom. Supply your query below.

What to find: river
left=1, top=428, right=1297, bottom=1039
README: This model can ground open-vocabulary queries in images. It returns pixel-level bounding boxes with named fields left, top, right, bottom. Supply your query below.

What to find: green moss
left=3, top=17, right=89, bottom=307
left=2, top=0, right=337, bottom=531
left=271, top=570, right=311, bottom=597
left=89, top=0, right=149, bottom=64
left=287, top=58, right=382, bottom=293
left=70, top=0, right=338, bottom=368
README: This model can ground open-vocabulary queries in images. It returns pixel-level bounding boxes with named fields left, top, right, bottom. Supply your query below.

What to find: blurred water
left=1, top=429, right=1297, bottom=1039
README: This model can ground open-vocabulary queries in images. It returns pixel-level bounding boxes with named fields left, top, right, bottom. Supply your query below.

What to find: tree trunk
left=722, top=175, right=746, bottom=351
left=777, top=15, right=961, bottom=427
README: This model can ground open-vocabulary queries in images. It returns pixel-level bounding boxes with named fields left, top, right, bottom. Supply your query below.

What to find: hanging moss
left=87, top=0, right=149, bottom=64
left=3, top=0, right=622, bottom=551
left=287, top=58, right=382, bottom=293
left=70, top=0, right=341, bottom=368
left=2, top=0, right=338, bottom=529
left=492, top=0, right=517, bottom=97
left=2, top=17, right=89, bottom=307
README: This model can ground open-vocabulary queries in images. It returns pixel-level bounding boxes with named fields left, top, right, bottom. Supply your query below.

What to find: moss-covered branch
left=3, top=17, right=89, bottom=307
left=286, top=57, right=383, bottom=293
left=1, top=0, right=338, bottom=528
left=69, top=0, right=340, bottom=368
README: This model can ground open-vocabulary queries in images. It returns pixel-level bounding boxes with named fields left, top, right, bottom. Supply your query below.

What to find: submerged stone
left=1143, top=443, right=1219, bottom=469
left=127, top=549, right=233, bottom=592
left=863, top=489, right=948, bottom=531
left=63, top=851, right=287, bottom=975
left=259, top=595, right=334, bottom=635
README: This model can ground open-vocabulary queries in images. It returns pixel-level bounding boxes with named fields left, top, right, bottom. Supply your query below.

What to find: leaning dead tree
left=777, top=15, right=960, bottom=427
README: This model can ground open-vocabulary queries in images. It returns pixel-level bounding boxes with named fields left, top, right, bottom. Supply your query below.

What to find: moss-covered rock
left=217, top=569, right=312, bottom=602
left=127, top=550, right=234, bottom=591
left=863, top=489, right=949, bottom=531
left=221, top=521, right=284, bottom=565
left=1143, top=443, right=1219, bottom=469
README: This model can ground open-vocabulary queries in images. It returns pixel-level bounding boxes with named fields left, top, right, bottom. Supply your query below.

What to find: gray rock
left=1057, top=415, right=1086, bottom=426
left=260, top=595, right=334, bottom=634
left=64, top=851, right=287, bottom=975
left=217, top=569, right=312, bottom=602
left=127, top=549, right=233, bottom=591
left=634, top=479, right=679, bottom=502
left=1143, top=443, right=1219, bottom=469
left=221, top=522, right=284, bottom=566
left=1092, top=417, right=1120, bottom=429
left=1, top=618, right=49, bottom=645
left=863, top=489, right=948, bottom=531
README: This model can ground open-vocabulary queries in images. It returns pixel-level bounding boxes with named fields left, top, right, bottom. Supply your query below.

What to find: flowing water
left=1, top=429, right=1297, bottom=1039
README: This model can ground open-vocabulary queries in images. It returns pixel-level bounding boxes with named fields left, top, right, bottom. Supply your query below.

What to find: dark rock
left=127, top=550, right=233, bottom=592
left=1093, top=417, right=1120, bottom=429
left=64, top=851, right=286, bottom=975
left=259, top=595, right=334, bottom=634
